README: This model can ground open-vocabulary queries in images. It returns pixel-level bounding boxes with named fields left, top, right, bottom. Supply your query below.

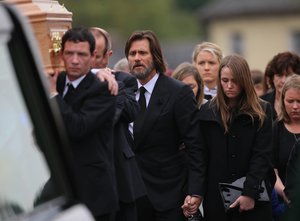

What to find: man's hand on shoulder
left=48, top=70, right=59, bottom=97
left=95, top=68, right=118, bottom=96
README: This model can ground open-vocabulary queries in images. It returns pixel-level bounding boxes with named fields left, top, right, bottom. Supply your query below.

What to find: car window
left=0, top=36, right=52, bottom=219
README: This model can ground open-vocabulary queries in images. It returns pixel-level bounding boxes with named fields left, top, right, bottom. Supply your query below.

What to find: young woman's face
left=220, top=67, right=242, bottom=102
left=194, top=51, right=219, bottom=88
left=284, top=88, right=300, bottom=122
left=181, top=75, right=199, bottom=97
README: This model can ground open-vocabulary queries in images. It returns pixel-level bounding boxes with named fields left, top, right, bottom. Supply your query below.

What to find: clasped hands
left=181, top=195, right=202, bottom=217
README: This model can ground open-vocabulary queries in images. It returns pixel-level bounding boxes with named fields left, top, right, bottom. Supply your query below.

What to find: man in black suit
left=89, top=27, right=146, bottom=221
left=125, top=30, right=206, bottom=221
left=49, top=27, right=118, bottom=221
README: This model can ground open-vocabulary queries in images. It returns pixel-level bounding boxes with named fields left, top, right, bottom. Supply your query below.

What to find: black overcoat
left=198, top=100, right=275, bottom=221
left=55, top=72, right=118, bottom=216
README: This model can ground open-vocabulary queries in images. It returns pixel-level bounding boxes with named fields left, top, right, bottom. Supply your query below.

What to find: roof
left=199, top=0, right=300, bottom=21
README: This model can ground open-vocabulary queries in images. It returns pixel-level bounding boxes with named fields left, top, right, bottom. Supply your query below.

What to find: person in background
left=89, top=27, right=112, bottom=68
left=125, top=30, right=205, bottom=221
left=192, top=41, right=223, bottom=100
left=48, top=27, right=118, bottom=221
left=272, top=74, right=300, bottom=220
left=89, top=27, right=146, bottom=221
left=195, top=54, right=275, bottom=221
left=172, top=62, right=206, bottom=108
left=251, top=69, right=265, bottom=97
left=261, top=51, right=300, bottom=121
left=113, top=57, right=130, bottom=73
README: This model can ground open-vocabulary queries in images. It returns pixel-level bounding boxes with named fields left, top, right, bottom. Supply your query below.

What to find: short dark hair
left=124, top=30, right=167, bottom=73
left=264, top=51, right=300, bottom=91
left=61, top=27, right=95, bottom=54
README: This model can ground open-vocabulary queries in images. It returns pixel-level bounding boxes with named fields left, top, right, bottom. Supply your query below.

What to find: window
left=0, top=42, right=51, bottom=219
left=290, top=30, right=300, bottom=55
left=231, top=32, right=244, bottom=56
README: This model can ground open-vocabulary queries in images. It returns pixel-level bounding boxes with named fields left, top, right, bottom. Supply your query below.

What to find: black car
left=0, top=2, right=95, bottom=221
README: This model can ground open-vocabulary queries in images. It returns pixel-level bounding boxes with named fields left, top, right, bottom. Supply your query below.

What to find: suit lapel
left=57, top=71, right=94, bottom=104
left=74, top=72, right=93, bottom=95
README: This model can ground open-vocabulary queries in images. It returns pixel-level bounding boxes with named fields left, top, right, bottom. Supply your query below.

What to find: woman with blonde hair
left=192, top=42, right=223, bottom=100
left=172, top=62, right=205, bottom=108
left=272, top=74, right=300, bottom=220
left=190, top=54, right=275, bottom=221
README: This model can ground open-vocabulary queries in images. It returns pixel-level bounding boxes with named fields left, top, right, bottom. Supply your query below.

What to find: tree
left=173, top=0, right=211, bottom=12
left=61, top=0, right=203, bottom=40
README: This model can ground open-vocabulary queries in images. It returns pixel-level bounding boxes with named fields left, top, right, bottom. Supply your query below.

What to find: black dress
left=273, top=120, right=299, bottom=183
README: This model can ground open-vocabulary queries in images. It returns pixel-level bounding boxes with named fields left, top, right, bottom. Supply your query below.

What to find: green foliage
left=61, top=0, right=203, bottom=40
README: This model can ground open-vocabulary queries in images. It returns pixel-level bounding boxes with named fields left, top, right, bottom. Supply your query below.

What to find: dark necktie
left=138, top=86, right=147, bottom=113
left=133, top=86, right=147, bottom=141
left=64, top=83, right=75, bottom=103
left=204, top=94, right=213, bottom=100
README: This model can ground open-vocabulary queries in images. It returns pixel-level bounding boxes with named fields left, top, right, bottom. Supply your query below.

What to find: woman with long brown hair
left=194, top=54, right=275, bottom=221
left=172, top=62, right=206, bottom=108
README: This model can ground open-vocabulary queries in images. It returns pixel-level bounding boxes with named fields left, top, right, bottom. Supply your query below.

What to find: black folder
left=218, top=177, right=269, bottom=212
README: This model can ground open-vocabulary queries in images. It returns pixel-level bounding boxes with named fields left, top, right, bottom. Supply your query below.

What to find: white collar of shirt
left=63, top=75, right=86, bottom=96
left=137, top=73, right=159, bottom=106
left=65, top=75, right=86, bottom=89
left=204, top=85, right=217, bottom=96
left=91, top=68, right=98, bottom=74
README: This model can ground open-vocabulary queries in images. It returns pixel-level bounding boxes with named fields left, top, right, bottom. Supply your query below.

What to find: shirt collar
left=137, top=73, right=159, bottom=95
left=65, top=74, right=87, bottom=89
left=204, top=85, right=217, bottom=96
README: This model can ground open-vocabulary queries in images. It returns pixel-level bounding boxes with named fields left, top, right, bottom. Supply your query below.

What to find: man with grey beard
left=125, top=30, right=206, bottom=221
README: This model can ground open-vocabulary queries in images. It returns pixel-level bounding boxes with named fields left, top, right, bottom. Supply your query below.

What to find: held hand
left=230, top=195, right=255, bottom=212
left=96, top=68, right=118, bottom=96
left=181, top=195, right=202, bottom=217
left=48, top=70, right=59, bottom=95
left=282, top=190, right=290, bottom=205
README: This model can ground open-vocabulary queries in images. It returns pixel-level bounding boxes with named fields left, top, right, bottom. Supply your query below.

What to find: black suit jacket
left=113, top=71, right=146, bottom=203
left=133, top=73, right=205, bottom=211
left=55, top=71, right=118, bottom=216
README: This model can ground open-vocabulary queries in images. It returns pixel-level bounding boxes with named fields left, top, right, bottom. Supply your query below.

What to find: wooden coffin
left=5, top=0, right=72, bottom=75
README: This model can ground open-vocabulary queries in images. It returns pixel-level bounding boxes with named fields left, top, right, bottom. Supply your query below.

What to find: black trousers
left=95, top=213, right=114, bottom=221
left=115, top=201, right=138, bottom=221
left=136, top=196, right=186, bottom=221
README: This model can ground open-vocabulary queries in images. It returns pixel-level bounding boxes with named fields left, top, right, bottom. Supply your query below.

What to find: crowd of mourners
left=41, top=26, right=300, bottom=221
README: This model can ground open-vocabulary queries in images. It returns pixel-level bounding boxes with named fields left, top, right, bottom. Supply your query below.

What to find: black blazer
left=133, top=73, right=205, bottom=211
left=55, top=72, right=118, bottom=216
left=113, top=71, right=146, bottom=203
